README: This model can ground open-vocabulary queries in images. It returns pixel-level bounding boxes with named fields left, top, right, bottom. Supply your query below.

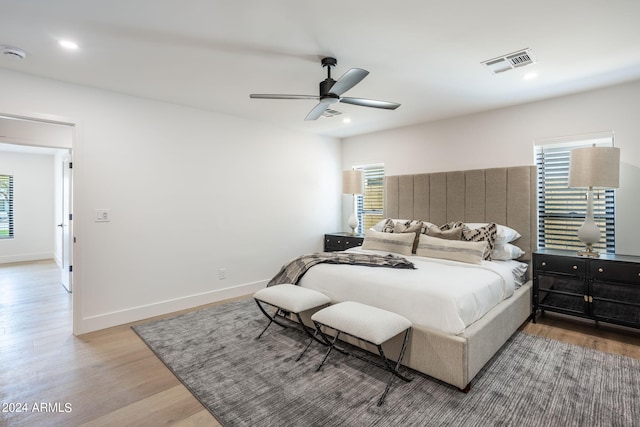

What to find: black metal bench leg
left=317, top=330, right=341, bottom=372
left=296, top=328, right=319, bottom=361
left=377, top=329, right=412, bottom=406
left=295, top=312, right=331, bottom=345
left=255, top=300, right=289, bottom=339
left=255, top=299, right=330, bottom=346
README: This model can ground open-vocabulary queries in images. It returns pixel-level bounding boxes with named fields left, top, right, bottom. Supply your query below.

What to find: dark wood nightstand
left=533, top=248, right=640, bottom=330
left=324, top=232, right=365, bottom=252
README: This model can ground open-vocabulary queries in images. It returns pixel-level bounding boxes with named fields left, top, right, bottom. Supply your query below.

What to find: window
left=535, top=135, right=615, bottom=253
left=0, top=174, right=14, bottom=239
left=355, top=164, right=384, bottom=234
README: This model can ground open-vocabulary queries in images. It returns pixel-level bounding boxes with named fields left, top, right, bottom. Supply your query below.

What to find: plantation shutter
left=536, top=140, right=615, bottom=253
left=355, top=164, right=384, bottom=233
left=0, top=174, right=14, bottom=239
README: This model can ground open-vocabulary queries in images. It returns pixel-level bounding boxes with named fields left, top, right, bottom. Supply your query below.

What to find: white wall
left=0, top=69, right=341, bottom=334
left=343, top=80, right=640, bottom=256
left=0, top=151, right=55, bottom=262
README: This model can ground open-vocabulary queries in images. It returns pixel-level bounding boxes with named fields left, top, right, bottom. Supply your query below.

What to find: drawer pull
left=541, top=262, right=546, bottom=266
left=572, top=265, right=578, bottom=270
left=584, top=295, right=588, bottom=302
left=598, top=268, right=603, bottom=273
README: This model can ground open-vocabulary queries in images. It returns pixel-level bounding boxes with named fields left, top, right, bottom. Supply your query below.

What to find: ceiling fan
left=250, top=57, right=401, bottom=121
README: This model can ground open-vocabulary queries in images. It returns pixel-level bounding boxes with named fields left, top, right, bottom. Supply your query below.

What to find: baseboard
left=0, top=252, right=54, bottom=264
left=75, top=280, right=266, bottom=335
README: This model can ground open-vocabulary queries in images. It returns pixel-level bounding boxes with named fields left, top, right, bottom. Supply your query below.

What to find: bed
left=298, top=166, right=536, bottom=391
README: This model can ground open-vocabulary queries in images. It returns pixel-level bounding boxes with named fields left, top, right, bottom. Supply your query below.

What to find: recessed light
left=523, top=72, right=538, bottom=80
left=343, top=118, right=351, bottom=124
left=59, top=40, right=79, bottom=50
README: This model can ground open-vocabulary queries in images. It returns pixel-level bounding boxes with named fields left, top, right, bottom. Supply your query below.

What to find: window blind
left=536, top=141, right=615, bottom=253
left=0, top=174, right=14, bottom=239
left=355, top=164, right=384, bottom=234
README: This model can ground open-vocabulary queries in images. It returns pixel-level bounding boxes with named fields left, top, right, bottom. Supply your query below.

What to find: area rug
left=133, top=299, right=640, bottom=427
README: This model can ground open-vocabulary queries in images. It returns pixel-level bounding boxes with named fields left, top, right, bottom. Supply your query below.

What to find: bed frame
left=300, top=166, right=537, bottom=391
left=380, top=165, right=537, bottom=391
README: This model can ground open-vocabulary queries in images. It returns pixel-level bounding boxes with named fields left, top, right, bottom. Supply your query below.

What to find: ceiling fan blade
left=250, top=94, right=318, bottom=100
left=328, top=68, right=369, bottom=96
left=340, top=97, right=401, bottom=110
left=305, top=103, right=329, bottom=121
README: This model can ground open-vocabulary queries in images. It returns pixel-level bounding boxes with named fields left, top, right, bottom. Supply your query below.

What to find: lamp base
left=347, top=194, right=359, bottom=235
left=347, top=212, right=359, bottom=236
left=576, top=190, right=601, bottom=258
left=577, top=244, right=600, bottom=258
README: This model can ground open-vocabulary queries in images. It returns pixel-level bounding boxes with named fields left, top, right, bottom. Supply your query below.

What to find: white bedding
left=298, top=247, right=520, bottom=335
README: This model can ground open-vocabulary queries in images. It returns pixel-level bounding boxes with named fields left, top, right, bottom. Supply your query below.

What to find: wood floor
left=2, top=260, right=640, bottom=426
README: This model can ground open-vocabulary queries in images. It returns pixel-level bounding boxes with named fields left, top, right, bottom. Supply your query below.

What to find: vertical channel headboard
left=384, top=166, right=537, bottom=261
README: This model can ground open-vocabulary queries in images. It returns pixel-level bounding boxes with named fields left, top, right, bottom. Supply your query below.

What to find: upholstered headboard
left=384, top=166, right=537, bottom=262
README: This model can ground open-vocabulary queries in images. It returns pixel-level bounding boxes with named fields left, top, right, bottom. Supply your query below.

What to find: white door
left=60, top=158, right=72, bottom=292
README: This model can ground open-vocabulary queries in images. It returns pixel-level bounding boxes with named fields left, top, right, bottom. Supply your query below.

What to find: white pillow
left=491, top=243, right=525, bottom=260
left=415, top=234, right=487, bottom=264
left=502, top=259, right=529, bottom=288
left=464, top=223, right=521, bottom=245
left=361, top=229, right=415, bottom=256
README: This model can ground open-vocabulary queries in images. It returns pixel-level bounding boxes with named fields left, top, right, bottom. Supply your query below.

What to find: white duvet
left=298, top=247, right=519, bottom=335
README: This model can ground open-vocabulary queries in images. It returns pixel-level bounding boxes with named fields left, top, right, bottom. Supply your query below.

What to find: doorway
left=0, top=115, right=74, bottom=292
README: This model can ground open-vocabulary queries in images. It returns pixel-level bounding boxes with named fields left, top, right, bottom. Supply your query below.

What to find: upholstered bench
left=303, top=301, right=413, bottom=406
left=253, top=284, right=331, bottom=341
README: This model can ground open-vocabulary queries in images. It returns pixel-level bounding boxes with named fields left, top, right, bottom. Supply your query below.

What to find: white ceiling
left=1, top=0, right=640, bottom=140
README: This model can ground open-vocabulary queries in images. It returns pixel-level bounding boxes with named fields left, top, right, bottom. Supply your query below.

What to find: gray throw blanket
left=267, top=252, right=415, bottom=287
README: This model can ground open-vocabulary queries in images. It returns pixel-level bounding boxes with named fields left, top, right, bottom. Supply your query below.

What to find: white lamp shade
left=569, top=146, right=620, bottom=189
left=343, top=169, right=364, bottom=194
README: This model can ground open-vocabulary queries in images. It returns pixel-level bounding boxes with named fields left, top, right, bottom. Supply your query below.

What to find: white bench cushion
left=312, top=301, right=412, bottom=346
left=254, top=284, right=330, bottom=313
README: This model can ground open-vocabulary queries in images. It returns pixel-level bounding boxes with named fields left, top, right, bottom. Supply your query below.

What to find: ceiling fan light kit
left=250, top=57, right=400, bottom=121
left=1, top=45, right=27, bottom=60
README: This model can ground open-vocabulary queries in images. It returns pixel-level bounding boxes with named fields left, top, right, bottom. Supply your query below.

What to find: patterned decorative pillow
left=414, top=220, right=435, bottom=234
left=465, top=223, right=521, bottom=244
left=439, top=221, right=464, bottom=231
left=416, top=234, right=487, bottom=264
left=381, top=218, right=397, bottom=233
left=461, top=222, right=498, bottom=260
left=361, top=229, right=415, bottom=256
left=425, top=225, right=463, bottom=240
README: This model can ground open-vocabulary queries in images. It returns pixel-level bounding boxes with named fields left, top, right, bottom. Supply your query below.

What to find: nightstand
left=324, top=232, right=365, bottom=252
left=533, top=248, right=640, bottom=330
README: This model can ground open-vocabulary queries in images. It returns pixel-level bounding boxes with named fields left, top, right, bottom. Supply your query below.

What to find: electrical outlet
left=219, top=268, right=226, bottom=280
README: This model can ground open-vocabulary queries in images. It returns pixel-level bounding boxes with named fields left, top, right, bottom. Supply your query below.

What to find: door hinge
left=69, top=213, right=73, bottom=221
left=69, top=162, right=73, bottom=169
left=69, top=265, right=73, bottom=272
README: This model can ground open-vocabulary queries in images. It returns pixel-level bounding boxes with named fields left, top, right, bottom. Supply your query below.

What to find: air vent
left=482, top=48, right=536, bottom=74
left=322, top=108, right=343, bottom=118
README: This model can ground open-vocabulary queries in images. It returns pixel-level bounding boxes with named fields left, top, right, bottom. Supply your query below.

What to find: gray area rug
left=133, top=299, right=640, bottom=426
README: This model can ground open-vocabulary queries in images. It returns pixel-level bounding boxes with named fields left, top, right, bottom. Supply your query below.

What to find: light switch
left=96, top=209, right=110, bottom=222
